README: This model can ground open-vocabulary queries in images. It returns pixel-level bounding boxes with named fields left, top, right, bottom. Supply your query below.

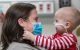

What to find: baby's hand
left=23, top=31, right=35, bottom=42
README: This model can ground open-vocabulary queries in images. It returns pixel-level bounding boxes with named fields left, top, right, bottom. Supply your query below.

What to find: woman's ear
left=18, top=18, right=25, bottom=27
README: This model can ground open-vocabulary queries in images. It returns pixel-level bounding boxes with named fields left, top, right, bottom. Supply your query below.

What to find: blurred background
left=0, top=0, right=80, bottom=49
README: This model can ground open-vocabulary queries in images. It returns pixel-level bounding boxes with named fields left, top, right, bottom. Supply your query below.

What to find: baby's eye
left=56, top=20, right=58, bottom=22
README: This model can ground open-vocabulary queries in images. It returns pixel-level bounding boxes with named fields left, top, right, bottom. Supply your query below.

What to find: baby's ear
left=66, top=22, right=71, bottom=29
left=18, top=18, right=25, bottom=27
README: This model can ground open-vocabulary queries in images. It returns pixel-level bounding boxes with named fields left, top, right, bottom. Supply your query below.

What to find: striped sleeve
left=34, top=34, right=76, bottom=50
left=40, top=34, right=54, bottom=39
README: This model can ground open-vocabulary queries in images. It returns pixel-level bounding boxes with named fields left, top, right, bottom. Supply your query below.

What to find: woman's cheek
left=23, top=22, right=32, bottom=32
left=27, top=23, right=33, bottom=32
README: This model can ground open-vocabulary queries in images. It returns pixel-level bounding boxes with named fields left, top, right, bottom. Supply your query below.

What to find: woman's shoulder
left=7, top=42, right=38, bottom=50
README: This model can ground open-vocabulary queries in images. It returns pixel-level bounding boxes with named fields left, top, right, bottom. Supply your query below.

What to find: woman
left=1, top=3, right=41, bottom=50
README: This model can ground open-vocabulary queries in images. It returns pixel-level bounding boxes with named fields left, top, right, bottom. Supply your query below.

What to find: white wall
left=0, top=0, right=55, bottom=14
left=72, top=0, right=80, bottom=10
left=54, top=0, right=59, bottom=12
left=0, top=0, right=80, bottom=13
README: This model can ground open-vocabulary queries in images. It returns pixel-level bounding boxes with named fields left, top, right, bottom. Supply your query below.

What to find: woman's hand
left=23, top=31, right=35, bottom=42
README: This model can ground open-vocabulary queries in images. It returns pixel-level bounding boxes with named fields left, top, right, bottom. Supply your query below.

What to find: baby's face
left=54, top=16, right=66, bottom=34
left=54, top=14, right=72, bottom=34
left=54, top=7, right=79, bottom=34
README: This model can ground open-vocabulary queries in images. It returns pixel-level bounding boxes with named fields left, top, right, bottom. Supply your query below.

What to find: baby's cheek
left=56, top=25, right=66, bottom=33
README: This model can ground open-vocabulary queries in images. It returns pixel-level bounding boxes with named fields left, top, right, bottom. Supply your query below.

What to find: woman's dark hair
left=1, top=3, right=36, bottom=50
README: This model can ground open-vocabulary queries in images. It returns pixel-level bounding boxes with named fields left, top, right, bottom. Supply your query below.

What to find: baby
left=23, top=7, right=80, bottom=50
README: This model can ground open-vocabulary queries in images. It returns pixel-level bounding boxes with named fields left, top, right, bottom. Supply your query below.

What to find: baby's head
left=54, top=7, right=80, bottom=34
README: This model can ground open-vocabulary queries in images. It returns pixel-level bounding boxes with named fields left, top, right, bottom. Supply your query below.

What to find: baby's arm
left=23, top=31, right=55, bottom=42
left=34, top=34, right=76, bottom=50
left=39, top=34, right=54, bottom=39
left=23, top=31, right=76, bottom=50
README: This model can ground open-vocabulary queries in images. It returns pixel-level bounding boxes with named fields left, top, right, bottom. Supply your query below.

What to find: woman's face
left=18, top=9, right=37, bottom=33
left=29, top=9, right=37, bottom=20
left=25, top=9, right=37, bottom=32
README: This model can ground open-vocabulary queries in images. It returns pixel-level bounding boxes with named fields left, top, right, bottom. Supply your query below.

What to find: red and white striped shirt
left=34, top=32, right=77, bottom=50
